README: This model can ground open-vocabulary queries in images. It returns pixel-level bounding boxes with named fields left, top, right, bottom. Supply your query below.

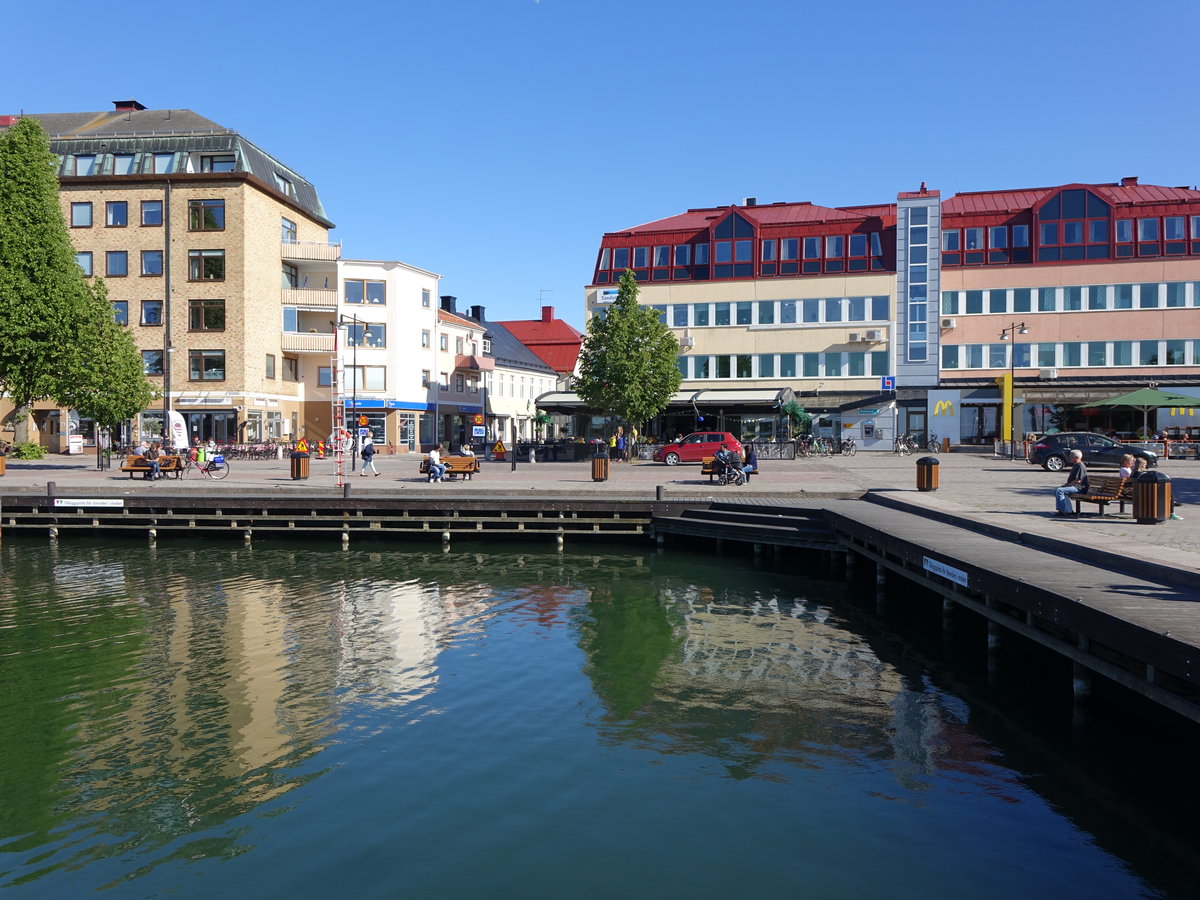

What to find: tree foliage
left=0, top=118, right=153, bottom=435
left=575, top=269, right=681, bottom=428
left=781, top=400, right=812, bottom=436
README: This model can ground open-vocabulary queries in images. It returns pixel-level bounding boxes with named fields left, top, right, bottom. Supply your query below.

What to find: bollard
left=47, top=481, right=56, bottom=501
left=915, top=457, right=939, bottom=492
left=656, top=484, right=664, bottom=501
left=1133, top=470, right=1171, bottom=524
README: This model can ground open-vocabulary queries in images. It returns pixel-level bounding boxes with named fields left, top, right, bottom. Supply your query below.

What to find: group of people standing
left=607, top=426, right=638, bottom=462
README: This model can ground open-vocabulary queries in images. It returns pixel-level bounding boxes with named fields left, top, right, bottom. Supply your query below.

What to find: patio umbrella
left=1077, top=388, right=1200, bottom=438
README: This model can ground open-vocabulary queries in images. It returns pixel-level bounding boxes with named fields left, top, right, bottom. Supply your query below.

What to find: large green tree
left=0, top=118, right=151, bottom=442
left=575, top=269, right=681, bottom=430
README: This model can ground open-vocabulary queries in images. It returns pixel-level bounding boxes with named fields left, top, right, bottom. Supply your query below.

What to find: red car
left=654, top=431, right=743, bottom=466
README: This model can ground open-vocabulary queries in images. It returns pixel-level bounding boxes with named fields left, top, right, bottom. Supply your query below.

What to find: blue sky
left=5, top=0, right=1198, bottom=328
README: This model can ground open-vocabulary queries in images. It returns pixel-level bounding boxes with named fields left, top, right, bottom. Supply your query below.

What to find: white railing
left=281, top=331, right=335, bottom=353
left=281, top=240, right=341, bottom=261
left=282, top=287, right=337, bottom=308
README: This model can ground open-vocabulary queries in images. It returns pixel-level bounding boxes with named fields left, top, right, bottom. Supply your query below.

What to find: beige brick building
left=0, top=100, right=338, bottom=450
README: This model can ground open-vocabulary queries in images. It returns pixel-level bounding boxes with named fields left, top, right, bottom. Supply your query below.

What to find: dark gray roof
left=468, top=316, right=556, bottom=374
left=4, top=107, right=328, bottom=224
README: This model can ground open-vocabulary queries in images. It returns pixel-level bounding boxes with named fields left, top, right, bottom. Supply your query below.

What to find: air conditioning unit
left=848, top=332, right=863, bottom=343
left=941, top=317, right=957, bottom=329
left=679, top=335, right=695, bottom=349
left=865, top=329, right=884, bottom=342
left=1039, top=367, right=1059, bottom=380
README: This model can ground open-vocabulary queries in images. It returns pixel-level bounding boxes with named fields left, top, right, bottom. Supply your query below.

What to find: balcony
left=281, top=240, right=342, bottom=262
left=281, top=331, right=335, bottom=353
left=455, top=354, right=495, bottom=371
left=283, top=287, right=337, bottom=308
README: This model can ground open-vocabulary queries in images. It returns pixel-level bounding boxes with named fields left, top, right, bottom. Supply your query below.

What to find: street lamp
left=999, top=321, right=1029, bottom=460
left=337, top=313, right=365, bottom=472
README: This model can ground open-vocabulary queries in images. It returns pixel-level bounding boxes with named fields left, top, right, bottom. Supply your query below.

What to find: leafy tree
left=0, top=118, right=153, bottom=443
left=56, top=279, right=157, bottom=436
left=575, top=269, right=681, bottom=431
left=0, top=118, right=98, bottom=441
left=780, top=400, right=812, bottom=438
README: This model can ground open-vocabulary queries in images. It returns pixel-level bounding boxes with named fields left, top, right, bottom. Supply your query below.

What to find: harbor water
left=0, top=537, right=1196, bottom=898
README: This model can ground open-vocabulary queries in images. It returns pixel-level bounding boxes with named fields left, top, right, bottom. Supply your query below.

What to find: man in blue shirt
left=1054, top=449, right=1088, bottom=516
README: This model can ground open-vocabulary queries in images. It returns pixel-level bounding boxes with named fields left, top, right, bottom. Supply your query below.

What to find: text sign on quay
left=923, top=556, right=968, bottom=587
left=53, top=498, right=125, bottom=508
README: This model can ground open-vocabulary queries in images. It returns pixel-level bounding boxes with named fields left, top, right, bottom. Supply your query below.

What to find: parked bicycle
left=893, top=436, right=911, bottom=456
left=182, top=450, right=230, bottom=479
left=839, top=437, right=857, bottom=456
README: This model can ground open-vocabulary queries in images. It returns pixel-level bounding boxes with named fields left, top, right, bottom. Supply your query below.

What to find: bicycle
left=181, top=450, right=230, bottom=479
left=839, top=437, right=857, bottom=456
left=893, top=436, right=911, bottom=456
left=926, top=431, right=941, bottom=452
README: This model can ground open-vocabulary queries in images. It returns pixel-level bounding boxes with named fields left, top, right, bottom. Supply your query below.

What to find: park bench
left=419, top=456, right=480, bottom=481
left=1072, top=476, right=1132, bottom=516
left=120, top=454, right=184, bottom=480
left=700, top=455, right=756, bottom=484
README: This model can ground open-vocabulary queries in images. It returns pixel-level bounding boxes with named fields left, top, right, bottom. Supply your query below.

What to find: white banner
left=167, top=410, right=188, bottom=449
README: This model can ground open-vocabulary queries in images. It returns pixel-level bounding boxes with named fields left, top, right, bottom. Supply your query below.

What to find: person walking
left=1053, top=449, right=1088, bottom=516
left=359, top=435, right=379, bottom=476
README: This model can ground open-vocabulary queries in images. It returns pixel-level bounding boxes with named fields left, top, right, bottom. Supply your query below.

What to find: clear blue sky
left=5, top=0, right=1197, bottom=328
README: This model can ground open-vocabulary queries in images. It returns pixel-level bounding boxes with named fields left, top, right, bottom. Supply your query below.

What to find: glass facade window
left=715, top=303, right=730, bottom=326
left=1038, top=288, right=1056, bottom=312
left=1113, top=341, right=1132, bottom=366
left=758, top=354, right=775, bottom=377
left=1139, top=283, right=1160, bottom=308
left=736, top=302, right=752, bottom=325
left=780, top=300, right=797, bottom=323
left=1013, top=288, right=1031, bottom=313
left=781, top=239, right=798, bottom=260
left=1114, top=284, right=1133, bottom=309
left=802, top=353, right=819, bottom=377
left=1039, top=223, right=1058, bottom=245
left=757, top=301, right=774, bottom=324
left=672, top=305, right=688, bottom=327
left=1062, top=343, right=1081, bottom=367
left=1088, top=343, right=1106, bottom=367
left=694, top=305, right=709, bottom=327
left=1012, top=225, right=1029, bottom=247
left=674, top=245, right=690, bottom=266
left=1088, top=285, right=1107, bottom=309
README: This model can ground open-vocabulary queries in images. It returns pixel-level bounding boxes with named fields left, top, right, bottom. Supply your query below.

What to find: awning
left=534, top=387, right=796, bottom=415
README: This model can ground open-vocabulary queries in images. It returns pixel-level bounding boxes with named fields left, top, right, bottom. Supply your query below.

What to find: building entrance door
left=184, top=411, right=236, bottom=444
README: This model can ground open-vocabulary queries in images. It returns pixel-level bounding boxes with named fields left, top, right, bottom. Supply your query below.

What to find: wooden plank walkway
left=822, top=499, right=1200, bottom=722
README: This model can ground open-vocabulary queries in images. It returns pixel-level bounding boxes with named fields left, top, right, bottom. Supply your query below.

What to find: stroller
left=714, top=456, right=746, bottom=486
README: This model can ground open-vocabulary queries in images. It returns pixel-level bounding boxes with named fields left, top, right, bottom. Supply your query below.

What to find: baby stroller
left=715, top=457, right=746, bottom=486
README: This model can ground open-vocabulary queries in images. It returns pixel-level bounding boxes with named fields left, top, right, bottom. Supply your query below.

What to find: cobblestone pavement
left=2, top=449, right=1196, bottom=567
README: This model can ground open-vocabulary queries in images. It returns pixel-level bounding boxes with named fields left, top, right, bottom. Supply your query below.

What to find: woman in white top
left=1118, top=454, right=1135, bottom=479
left=427, top=443, right=447, bottom=482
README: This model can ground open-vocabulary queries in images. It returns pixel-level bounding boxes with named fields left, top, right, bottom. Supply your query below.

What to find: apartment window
left=758, top=301, right=774, bottom=324
left=1114, top=284, right=1134, bottom=309
left=673, top=305, right=688, bottom=327
left=201, top=154, right=236, bottom=172
left=283, top=357, right=299, bottom=381
left=106, top=251, right=128, bottom=277
left=189, top=199, right=225, bottom=231
left=141, top=250, right=163, bottom=276
left=1063, top=286, right=1082, bottom=311
left=73, top=155, right=96, bottom=175
left=943, top=229, right=961, bottom=251
left=281, top=217, right=297, bottom=242
left=106, top=201, right=128, bottom=227
left=421, top=330, right=431, bottom=348
left=988, top=290, right=1007, bottom=313
left=1038, top=288, right=1057, bottom=312
left=780, top=300, right=797, bottom=323
left=142, top=350, right=163, bottom=375
left=153, top=153, right=174, bottom=173
left=282, top=307, right=298, bottom=331
left=736, top=302, right=752, bottom=325
left=758, top=354, right=775, bottom=377
left=422, top=289, right=431, bottom=308
left=188, top=249, right=225, bottom=280
left=455, top=337, right=464, bottom=354
left=265, top=354, right=276, bottom=379
left=1139, top=283, right=1161, bottom=308
left=717, top=356, right=731, bottom=378
left=140, top=300, right=162, bottom=326
left=613, top=248, right=629, bottom=269
left=113, top=154, right=135, bottom=175
left=694, top=356, right=711, bottom=378
left=1088, top=285, right=1107, bottom=310
left=76, top=252, right=92, bottom=276
left=1139, top=218, right=1159, bottom=241
left=633, top=247, right=649, bottom=267
left=804, top=237, right=821, bottom=259
left=1113, top=341, right=1133, bottom=366
left=188, top=349, right=225, bottom=381
left=345, top=279, right=386, bottom=304
left=70, top=202, right=92, bottom=227
left=736, top=354, right=752, bottom=378
left=141, top=200, right=162, bottom=226
left=112, top=301, right=128, bottom=325
left=826, top=235, right=845, bottom=259
left=1166, top=282, right=1186, bottom=307
left=1139, top=341, right=1158, bottom=366
left=777, top=354, right=796, bottom=378
left=347, top=323, right=385, bottom=348
left=318, top=367, right=332, bottom=387
left=694, top=304, right=710, bottom=326
left=273, top=172, right=293, bottom=196
left=282, top=262, right=299, bottom=288
left=470, top=377, right=480, bottom=394
left=188, top=298, right=225, bottom=331
left=456, top=374, right=465, bottom=392
left=715, top=303, right=731, bottom=326
left=1166, top=340, right=1187, bottom=365
left=654, top=246, right=670, bottom=267
left=421, top=370, right=430, bottom=388
left=439, top=334, right=448, bottom=351
left=825, top=353, right=843, bottom=376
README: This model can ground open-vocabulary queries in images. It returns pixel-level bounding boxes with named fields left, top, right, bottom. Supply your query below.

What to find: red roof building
left=497, top=306, right=583, bottom=379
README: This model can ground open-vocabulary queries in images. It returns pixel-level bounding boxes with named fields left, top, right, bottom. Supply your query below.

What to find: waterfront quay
left=2, top=450, right=1199, bottom=724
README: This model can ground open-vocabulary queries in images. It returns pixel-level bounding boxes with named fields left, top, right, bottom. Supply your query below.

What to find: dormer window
left=201, top=154, right=235, bottom=172
left=273, top=172, right=293, bottom=196
left=483, top=337, right=492, bottom=354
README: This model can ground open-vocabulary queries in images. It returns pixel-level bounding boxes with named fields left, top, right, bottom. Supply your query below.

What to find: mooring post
left=987, top=621, right=1003, bottom=681
left=656, top=485, right=664, bottom=501
left=942, top=597, right=955, bottom=638
left=1072, top=662, right=1092, bottom=725
left=343, top=483, right=351, bottom=499
left=845, top=551, right=856, bottom=578
left=47, top=482, right=56, bottom=502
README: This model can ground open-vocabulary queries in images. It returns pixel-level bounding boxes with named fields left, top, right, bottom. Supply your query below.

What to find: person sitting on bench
left=427, top=442, right=448, bottom=482
left=713, top=443, right=744, bottom=484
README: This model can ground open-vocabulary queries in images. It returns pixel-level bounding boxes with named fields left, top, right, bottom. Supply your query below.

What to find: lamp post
left=337, top=313, right=362, bottom=472
left=999, top=321, right=1028, bottom=460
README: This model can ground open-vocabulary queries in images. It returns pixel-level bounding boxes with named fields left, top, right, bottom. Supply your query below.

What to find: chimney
left=541, top=305, right=554, bottom=322
left=439, top=295, right=456, bottom=313
left=1121, top=176, right=1139, bottom=187
left=470, top=305, right=486, bottom=321
left=113, top=99, right=146, bottom=111
left=742, top=197, right=757, bottom=207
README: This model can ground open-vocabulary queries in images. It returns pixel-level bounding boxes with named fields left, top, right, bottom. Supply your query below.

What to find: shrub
left=10, top=441, right=47, bottom=459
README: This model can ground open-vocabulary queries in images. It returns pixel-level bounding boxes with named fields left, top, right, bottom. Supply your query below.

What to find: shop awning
left=534, top=387, right=795, bottom=415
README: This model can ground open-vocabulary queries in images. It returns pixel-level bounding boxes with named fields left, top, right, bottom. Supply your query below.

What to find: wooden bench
left=119, top=455, right=184, bottom=479
left=1072, top=476, right=1132, bottom=516
left=700, top=455, right=756, bottom=483
left=418, top=456, right=480, bottom=481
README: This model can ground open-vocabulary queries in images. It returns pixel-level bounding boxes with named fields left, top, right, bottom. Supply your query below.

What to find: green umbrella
left=1077, top=388, right=1200, bottom=438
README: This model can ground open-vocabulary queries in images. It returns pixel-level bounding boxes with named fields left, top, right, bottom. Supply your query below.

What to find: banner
left=167, top=410, right=188, bottom=449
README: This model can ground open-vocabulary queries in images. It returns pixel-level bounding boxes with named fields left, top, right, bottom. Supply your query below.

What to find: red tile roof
left=499, top=318, right=583, bottom=374
left=438, top=309, right=478, bottom=329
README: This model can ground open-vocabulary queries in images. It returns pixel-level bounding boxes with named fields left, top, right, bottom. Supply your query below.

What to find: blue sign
left=880, top=376, right=896, bottom=391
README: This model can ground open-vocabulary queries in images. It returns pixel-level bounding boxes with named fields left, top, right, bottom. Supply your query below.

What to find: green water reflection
left=0, top=537, right=1190, bottom=897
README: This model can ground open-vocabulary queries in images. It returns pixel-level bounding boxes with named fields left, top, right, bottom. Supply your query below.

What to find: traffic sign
left=472, top=414, right=484, bottom=426
left=357, top=415, right=369, bottom=426
left=880, top=376, right=895, bottom=391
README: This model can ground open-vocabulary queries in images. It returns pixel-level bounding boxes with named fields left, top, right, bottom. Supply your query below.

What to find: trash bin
left=916, top=456, right=940, bottom=492
left=1133, top=470, right=1171, bottom=524
left=0, top=455, right=6, bottom=476
left=591, top=445, right=610, bottom=482
left=290, top=451, right=310, bottom=480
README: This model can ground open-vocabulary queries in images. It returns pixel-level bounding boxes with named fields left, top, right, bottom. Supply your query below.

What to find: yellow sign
left=493, top=441, right=505, bottom=454
left=473, top=414, right=485, bottom=426
left=357, top=415, right=369, bottom=426
left=932, top=400, right=955, bottom=416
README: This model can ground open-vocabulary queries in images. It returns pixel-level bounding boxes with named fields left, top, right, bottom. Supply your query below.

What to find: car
left=653, top=431, right=743, bottom=466
left=1027, top=432, right=1158, bottom=472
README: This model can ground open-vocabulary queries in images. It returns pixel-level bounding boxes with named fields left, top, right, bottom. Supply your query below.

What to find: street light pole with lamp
left=999, top=321, right=1028, bottom=460
left=336, top=313, right=363, bottom=473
